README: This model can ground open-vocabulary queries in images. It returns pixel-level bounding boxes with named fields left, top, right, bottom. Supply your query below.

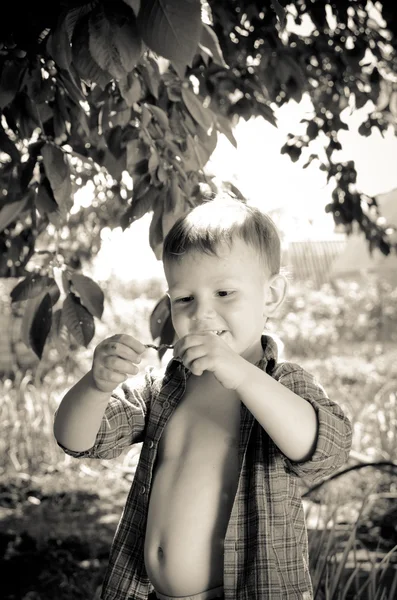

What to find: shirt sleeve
left=56, top=366, right=156, bottom=460
left=275, top=362, right=352, bottom=484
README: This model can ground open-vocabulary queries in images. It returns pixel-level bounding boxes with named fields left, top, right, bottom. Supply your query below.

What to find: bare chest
left=158, top=373, right=241, bottom=460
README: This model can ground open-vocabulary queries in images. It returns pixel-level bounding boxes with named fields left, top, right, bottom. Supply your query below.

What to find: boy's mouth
left=192, top=329, right=227, bottom=336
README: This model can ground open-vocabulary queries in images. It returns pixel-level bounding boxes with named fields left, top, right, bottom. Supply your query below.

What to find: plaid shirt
left=58, top=335, right=352, bottom=600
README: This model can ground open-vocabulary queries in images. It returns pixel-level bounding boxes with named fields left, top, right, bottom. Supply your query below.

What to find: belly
left=144, top=407, right=240, bottom=596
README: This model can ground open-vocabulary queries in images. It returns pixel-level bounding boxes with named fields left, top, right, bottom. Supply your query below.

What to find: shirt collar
left=256, top=333, right=279, bottom=374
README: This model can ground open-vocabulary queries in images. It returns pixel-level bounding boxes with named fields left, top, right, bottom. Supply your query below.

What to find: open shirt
left=57, top=335, right=352, bottom=600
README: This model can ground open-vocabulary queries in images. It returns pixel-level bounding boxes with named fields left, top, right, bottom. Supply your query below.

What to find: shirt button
left=163, top=401, right=170, bottom=409
left=140, top=486, right=146, bottom=494
left=149, top=441, right=154, bottom=449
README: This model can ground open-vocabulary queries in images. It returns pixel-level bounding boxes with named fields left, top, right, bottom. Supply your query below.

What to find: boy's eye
left=217, top=290, right=234, bottom=297
left=174, top=296, right=192, bottom=304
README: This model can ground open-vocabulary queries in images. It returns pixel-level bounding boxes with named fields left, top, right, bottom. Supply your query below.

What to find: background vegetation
left=1, top=274, right=397, bottom=599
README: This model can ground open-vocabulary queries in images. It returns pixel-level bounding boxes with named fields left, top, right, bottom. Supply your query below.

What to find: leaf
left=58, top=69, right=86, bottom=105
left=137, top=0, right=202, bottom=72
left=215, top=113, right=237, bottom=148
left=62, top=293, right=95, bottom=347
left=181, top=87, right=213, bottom=131
left=203, top=126, right=218, bottom=158
left=140, top=57, right=161, bottom=98
left=120, top=186, right=158, bottom=229
left=21, top=291, right=53, bottom=359
left=10, top=274, right=56, bottom=303
left=102, top=147, right=126, bottom=180
left=150, top=293, right=171, bottom=340
left=158, top=313, right=175, bottom=359
left=141, top=104, right=152, bottom=127
left=0, top=196, right=29, bottom=232
left=110, top=107, right=131, bottom=127
left=64, top=4, right=95, bottom=41
left=133, top=185, right=158, bottom=216
left=122, top=0, right=141, bottom=15
left=0, top=60, right=25, bottom=109
left=46, top=18, right=72, bottom=70
left=126, top=139, right=149, bottom=169
left=62, top=270, right=72, bottom=294
left=72, top=15, right=111, bottom=88
left=30, top=293, right=53, bottom=359
left=106, top=126, right=124, bottom=158
left=89, top=2, right=143, bottom=79
left=41, top=143, right=73, bottom=216
left=256, top=103, right=277, bottom=127
left=147, top=104, right=169, bottom=130
left=199, top=24, right=228, bottom=68
left=169, top=172, right=183, bottom=211
left=70, top=273, right=105, bottom=319
left=148, top=150, right=159, bottom=174
left=119, top=73, right=142, bottom=105
left=110, top=6, right=143, bottom=73
left=35, top=179, right=62, bottom=227
left=272, top=0, right=286, bottom=29
left=149, top=201, right=164, bottom=256
left=184, top=134, right=210, bottom=170
left=23, top=94, right=44, bottom=129
left=53, top=105, right=67, bottom=141
left=50, top=308, right=71, bottom=357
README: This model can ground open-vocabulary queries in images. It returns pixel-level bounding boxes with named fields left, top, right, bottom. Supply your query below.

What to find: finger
left=93, top=365, right=130, bottom=385
left=188, top=357, right=208, bottom=376
left=103, top=355, right=140, bottom=376
left=103, top=341, right=143, bottom=364
left=109, top=334, right=146, bottom=355
left=174, top=334, right=208, bottom=357
left=183, top=345, right=206, bottom=367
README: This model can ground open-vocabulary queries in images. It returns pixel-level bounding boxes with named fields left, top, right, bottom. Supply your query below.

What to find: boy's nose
left=191, top=300, right=215, bottom=321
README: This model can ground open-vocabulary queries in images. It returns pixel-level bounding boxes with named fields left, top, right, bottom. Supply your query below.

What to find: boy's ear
left=263, top=273, right=287, bottom=317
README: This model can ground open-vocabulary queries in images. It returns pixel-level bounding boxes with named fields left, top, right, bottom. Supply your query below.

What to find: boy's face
left=164, top=238, right=283, bottom=363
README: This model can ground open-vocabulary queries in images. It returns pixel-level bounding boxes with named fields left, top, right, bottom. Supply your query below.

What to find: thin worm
left=144, top=343, right=175, bottom=351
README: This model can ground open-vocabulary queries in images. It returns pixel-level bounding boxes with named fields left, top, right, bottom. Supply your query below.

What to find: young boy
left=54, top=197, right=352, bottom=600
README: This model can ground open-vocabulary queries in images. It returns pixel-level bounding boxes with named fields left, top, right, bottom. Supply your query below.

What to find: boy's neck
left=241, top=338, right=264, bottom=365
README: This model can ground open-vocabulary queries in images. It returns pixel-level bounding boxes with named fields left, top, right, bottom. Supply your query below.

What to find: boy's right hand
left=91, top=334, right=146, bottom=393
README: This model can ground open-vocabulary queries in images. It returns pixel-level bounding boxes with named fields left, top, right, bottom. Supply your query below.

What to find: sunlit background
left=72, top=95, right=397, bottom=284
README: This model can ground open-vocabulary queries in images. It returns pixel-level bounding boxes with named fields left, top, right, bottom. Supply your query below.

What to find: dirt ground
left=1, top=467, right=397, bottom=600
left=0, top=469, right=130, bottom=600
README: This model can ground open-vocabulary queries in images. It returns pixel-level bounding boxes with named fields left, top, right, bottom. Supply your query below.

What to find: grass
left=1, top=277, right=397, bottom=599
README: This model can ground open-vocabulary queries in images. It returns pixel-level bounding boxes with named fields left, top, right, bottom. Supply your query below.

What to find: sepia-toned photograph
left=1, top=2, right=397, bottom=599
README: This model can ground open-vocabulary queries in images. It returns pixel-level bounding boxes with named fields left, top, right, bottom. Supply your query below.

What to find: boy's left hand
left=174, top=333, right=249, bottom=390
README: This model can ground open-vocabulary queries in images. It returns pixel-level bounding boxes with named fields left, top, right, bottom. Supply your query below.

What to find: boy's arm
left=54, top=368, right=154, bottom=459
left=237, top=361, right=352, bottom=482
left=54, top=370, right=112, bottom=452
left=237, top=362, right=319, bottom=463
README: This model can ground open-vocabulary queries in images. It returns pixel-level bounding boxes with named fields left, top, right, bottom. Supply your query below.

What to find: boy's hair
left=162, top=196, right=281, bottom=275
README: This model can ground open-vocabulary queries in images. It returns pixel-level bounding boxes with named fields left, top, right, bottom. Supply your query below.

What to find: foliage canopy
left=0, top=0, right=396, bottom=357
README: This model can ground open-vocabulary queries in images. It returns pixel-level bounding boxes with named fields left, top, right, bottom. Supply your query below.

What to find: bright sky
left=86, top=95, right=397, bottom=282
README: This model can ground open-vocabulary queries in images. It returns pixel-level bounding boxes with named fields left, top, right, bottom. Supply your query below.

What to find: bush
left=269, top=277, right=397, bottom=358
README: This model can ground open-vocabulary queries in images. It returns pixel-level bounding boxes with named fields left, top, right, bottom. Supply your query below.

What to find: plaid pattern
left=58, top=335, right=352, bottom=600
